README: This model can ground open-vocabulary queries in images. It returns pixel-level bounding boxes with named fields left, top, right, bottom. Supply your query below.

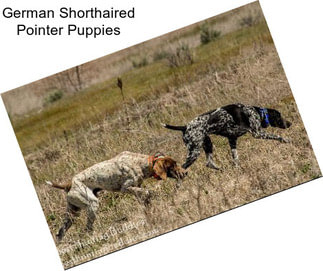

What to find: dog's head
left=153, top=157, right=187, bottom=180
left=266, top=108, right=292, bottom=129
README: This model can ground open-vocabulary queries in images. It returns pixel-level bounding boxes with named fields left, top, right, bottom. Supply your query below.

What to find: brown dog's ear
left=153, top=159, right=167, bottom=180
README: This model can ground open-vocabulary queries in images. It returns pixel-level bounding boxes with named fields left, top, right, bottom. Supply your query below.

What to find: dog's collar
left=259, top=108, right=270, bottom=128
left=148, top=153, right=165, bottom=180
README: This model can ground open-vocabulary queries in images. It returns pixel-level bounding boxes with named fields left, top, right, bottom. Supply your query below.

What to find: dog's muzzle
left=282, top=120, right=292, bottom=129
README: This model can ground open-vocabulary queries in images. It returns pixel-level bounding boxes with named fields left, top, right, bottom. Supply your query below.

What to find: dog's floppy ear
left=153, top=159, right=167, bottom=180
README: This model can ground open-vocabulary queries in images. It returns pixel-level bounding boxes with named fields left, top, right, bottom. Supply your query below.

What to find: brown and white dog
left=46, top=151, right=186, bottom=241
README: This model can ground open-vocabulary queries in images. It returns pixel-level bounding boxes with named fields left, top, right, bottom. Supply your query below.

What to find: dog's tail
left=46, top=180, right=71, bottom=192
left=161, top=123, right=187, bottom=132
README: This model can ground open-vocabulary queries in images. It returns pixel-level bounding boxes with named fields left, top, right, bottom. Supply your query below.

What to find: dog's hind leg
left=182, top=143, right=202, bottom=169
left=57, top=182, right=99, bottom=239
left=86, top=198, right=99, bottom=232
left=73, top=184, right=100, bottom=233
left=181, top=128, right=205, bottom=169
left=203, top=136, right=219, bottom=170
left=56, top=203, right=80, bottom=242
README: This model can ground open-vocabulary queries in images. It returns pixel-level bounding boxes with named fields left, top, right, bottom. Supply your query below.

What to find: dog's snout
left=285, top=120, right=292, bottom=128
left=279, top=119, right=292, bottom=129
left=282, top=120, right=292, bottom=129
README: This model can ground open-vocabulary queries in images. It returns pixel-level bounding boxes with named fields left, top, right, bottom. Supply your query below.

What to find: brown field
left=1, top=2, right=321, bottom=269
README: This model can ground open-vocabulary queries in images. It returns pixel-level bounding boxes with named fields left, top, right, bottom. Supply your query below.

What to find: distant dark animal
left=46, top=151, right=186, bottom=242
left=163, top=103, right=291, bottom=169
left=117, top=77, right=123, bottom=90
left=117, top=77, right=124, bottom=100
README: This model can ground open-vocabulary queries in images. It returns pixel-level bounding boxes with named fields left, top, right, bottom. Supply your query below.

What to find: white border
left=0, top=1, right=322, bottom=270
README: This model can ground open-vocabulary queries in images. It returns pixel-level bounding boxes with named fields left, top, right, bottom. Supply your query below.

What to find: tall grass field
left=2, top=2, right=321, bottom=269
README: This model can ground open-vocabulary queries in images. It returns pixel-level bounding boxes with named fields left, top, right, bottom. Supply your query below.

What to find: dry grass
left=11, top=21, right=273, bottom=154
left=3, top=2, right=321, bottom=269
left=2, top=1, right=263, bottom=117
left=27, top=45, right=320, bottom=268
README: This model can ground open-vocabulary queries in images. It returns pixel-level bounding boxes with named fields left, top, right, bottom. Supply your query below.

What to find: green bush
left=132, top=57, right=148, bottom=68
left=153, top=50, right=170, bottom=61
left=166, top=44, right=194, bottom=68
left=44, top=90, right=63, bottom=105
left=200, top=22, right=221, bottom=45
left=240, top=15, right=256, bottom=27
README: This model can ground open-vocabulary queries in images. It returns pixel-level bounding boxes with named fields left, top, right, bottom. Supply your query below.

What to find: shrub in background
left=44, top=89, right=63, bottom=105
left=153, top=50, right=170, bottom=62
left=166, top=44, right=194, bottom=68
left=200, top=22, right=221, bottom=45
left=132, top=57, right=148, bottom=68
left=240, top=15, right=256, bottom=27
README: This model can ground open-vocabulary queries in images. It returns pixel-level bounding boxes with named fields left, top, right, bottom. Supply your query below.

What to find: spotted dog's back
left=186, top=106, right=249, bottom=139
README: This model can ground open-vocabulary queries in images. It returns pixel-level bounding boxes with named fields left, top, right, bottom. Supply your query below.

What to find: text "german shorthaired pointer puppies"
left=163, top=103, right=291, bottom=169
left=47, top=151, right=186, bottom=241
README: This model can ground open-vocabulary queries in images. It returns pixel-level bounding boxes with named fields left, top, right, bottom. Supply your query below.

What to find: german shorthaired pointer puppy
left=163, top=103, right=291, bottom=169
left=47, top=151, right=186, bottom=241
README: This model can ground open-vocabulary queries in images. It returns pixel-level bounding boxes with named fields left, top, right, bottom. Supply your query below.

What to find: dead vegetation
left=29, top=44, right=320, bottom=268
left=2, top=1, right=263, bottom=117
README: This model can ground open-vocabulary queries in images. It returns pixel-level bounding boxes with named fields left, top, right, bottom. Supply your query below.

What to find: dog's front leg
left=250, top=130, right=289, bottom=143
left=86, top=200, right=99, bottom=233
left=122, top=186, right=149, bottom=197
left=228, top=137, right=239, bottom=166
left=126, top=187, right=152, bottom=206
left=121, top=181, right=151, bottom=206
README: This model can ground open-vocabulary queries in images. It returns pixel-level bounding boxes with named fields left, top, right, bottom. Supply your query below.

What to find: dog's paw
left=206, top=161, right=220, bottom=170
left=56, top=233, right=63, bottom=243
left=46, top=180, right=53, bottom=186
left=280, top=138, right=290, bottom=143
left=233, top=160, right=240, bottom=168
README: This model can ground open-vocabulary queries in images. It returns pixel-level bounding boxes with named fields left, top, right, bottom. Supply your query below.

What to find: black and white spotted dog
left=162, top=103, right=291, bottom=169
